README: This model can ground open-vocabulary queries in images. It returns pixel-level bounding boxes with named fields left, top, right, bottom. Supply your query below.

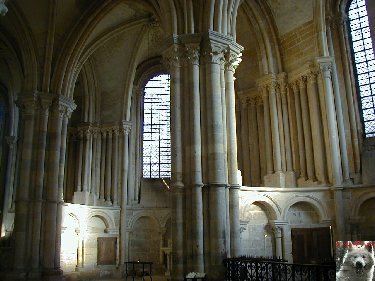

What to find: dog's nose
left=355, top=261, right=364, bottom=268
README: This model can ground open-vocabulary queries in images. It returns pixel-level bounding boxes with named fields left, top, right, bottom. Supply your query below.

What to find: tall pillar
left=42, top=96, right=75, bottom=279
left=185, top=42, right=204, bottom=272
left=55, top=105, right=71, bottom=269
left=224, top=47, right=242, bottom=257
left=112, top=127, right=119, bottom=206
left=299, top=77, right=316, bottom=182
left=260, top=86, right=274, bottom=175
left=306, top=71, right=328, bottom=184
left=91, top=128, right=98, bottom=198
left=337, top=15, right=361, bottom=180
left=269, top=81, right=282, bottom=173
left=13, top=93, right=37, bottom=274
left=105, top=128, right=113, bottom=205
left=256, top=99, right=266, bottom=183
left=240, top=99, right=251, bottom=185
left=292, top=81, right=307, bottom=181
left=76, top=129, right=83, bottom=192
left=317, top=57, right=343, bottom=186
left=317, top=57, right=345, bottom=239
left=248, top=98, right=261, bottom=186
left=95, top=130, right=102, bottom=199
left=202, top=34, right=228, bottom=280
left=100, top=129, right=106, bottom=202
left=120, top=121, right=131, bottom=264
left=326, top=22, right=351, bottom=184
left=163, top=42, right=185, bottom=280
left=279, top=76, right=295, bottom=186
left=82, top=126, right=91, bottom=192
left=30, top=94, right=51, bottom=276
left=1, top=135, right=17, bottom=237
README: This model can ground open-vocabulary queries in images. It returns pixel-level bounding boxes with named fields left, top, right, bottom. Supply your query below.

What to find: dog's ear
left=365, top=242, right=373, bottom=253
left=348, top=241, right=354, bottom=251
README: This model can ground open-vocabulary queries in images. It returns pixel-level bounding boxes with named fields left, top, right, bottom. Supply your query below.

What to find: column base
left=297, top=177, right=328, bottom=187
left=264, top=171, right=285, bottom=188
left=72, top=191, right=97, bottom=205
left=42, top=269, right=64, bottom=281
left=284, top=171, right=296, bottom=187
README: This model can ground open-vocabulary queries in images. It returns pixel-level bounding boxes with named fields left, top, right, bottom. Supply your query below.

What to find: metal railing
left=224, top=257, right=336, bottom=281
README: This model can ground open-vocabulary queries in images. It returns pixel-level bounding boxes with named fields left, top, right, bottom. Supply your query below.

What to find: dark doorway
left=291, top=227, right=332, bottom=264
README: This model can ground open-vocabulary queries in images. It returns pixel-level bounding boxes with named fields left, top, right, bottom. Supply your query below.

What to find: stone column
left=163, top=43, right=185, bottom=280
left=100, top=129, right=106, bottom=202
left=299, top=77, right=316, bottom=182
left=82, top=126, right=91, bottom=192
left=337, top=15, right=361, bottom=180
left=95, top=130, right=102, bottom=199
left=202, top=36, right=228, bottom=280
left=317, top=57, right=343, bottom=186
left=272, top=226, right=283, bottom=259
left=91, top=128, right=98, bottom=198
left=30, top=94, right=51, bottom=275
left=185, top=43, right=204, bottom=272
left=240, top=99, right=251, bottom=185
left=306, top=71, right=328, bottom=184
left=279, top=77, right=295, bottom=186
left=55, top=104, right=72, bottom=269
left=76, top=129, right=83, bottom=192
left=248, top=98, right=261, bottom=186
left=256, top=99, right=266, bottom=182
left=1, top=135, right=17, bottom=236
left=326, top=22, right=351, bottom=184
left=112, top=127, right=119, bottom=206
left=225, top=48, right=242, bottom=257
left=292, top=81, right=307, bottom=181
left=42, top=96, right=75, bottom=278
left=120, top=122, right=131, bottom=264
left=260, top=86, right=274, bottom=175
left=269, top=81, right=282, bottom=173
left=105, top=128, right=113, bottom=205
left=13, top=93, right=37, bottom=273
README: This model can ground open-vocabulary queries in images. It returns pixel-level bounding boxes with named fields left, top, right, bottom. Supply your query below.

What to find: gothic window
left=142, top=74, right=171, bottom=178
left=348, top=0, right=375, bottom=137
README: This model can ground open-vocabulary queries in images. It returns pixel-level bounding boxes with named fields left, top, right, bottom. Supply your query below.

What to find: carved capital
left=162, top=45, right=184, bottom=70
left=184, top=44, right=200, bottom=65
left=202, top=43, right=225, bottom=65
left=272, top=226, right=283, bottom=237
left=224, top=50, right=242, bottom=72
left=16, top=92, right=38, bottom=116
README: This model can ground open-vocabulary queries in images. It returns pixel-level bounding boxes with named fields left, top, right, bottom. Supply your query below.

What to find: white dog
left=336, top=242, right=374, bottom=281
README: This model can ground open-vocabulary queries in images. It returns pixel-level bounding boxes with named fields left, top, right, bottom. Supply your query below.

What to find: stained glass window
left=142, top=74, right=171, bottom=178
left=348, top=0, right=375, bottom=137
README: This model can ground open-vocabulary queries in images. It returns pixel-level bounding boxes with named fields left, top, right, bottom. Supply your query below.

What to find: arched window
left=348, top=0, right=375, bottom=137
left=142, top=74, right=171, bottom=178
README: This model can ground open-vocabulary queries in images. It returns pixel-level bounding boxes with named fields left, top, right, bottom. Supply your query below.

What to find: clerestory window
left=142, top=74, right=171, bottom=178
left=348, top=0, right=375, bottom=137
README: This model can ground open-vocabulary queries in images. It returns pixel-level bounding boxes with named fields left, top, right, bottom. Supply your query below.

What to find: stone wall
left=280, top=21, right=319, bottom=73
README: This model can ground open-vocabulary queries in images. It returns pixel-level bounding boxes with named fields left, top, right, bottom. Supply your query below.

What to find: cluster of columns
left=64, top=122, right=132, bottom=207
left=12, top=92, right=75, bottom=280
left=163, top=31, right=243, bottom=280
left=238, top=59, right=356, bottom=189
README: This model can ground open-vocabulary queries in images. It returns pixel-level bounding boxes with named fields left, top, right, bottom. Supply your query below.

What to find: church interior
left=0, top=0, right=375, bottom=280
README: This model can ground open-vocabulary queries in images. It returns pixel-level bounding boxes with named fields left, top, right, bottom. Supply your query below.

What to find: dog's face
left=345, top=244, right=375, bottom=275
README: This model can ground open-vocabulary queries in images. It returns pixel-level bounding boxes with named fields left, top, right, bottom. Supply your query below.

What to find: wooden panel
left=97, top=237, right=117, bottom=265
left=291, top=227, right=332, bottom=264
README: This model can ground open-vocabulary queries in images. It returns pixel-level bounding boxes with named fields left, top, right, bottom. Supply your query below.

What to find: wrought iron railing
left=224, top=257, right=336, bottom=281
